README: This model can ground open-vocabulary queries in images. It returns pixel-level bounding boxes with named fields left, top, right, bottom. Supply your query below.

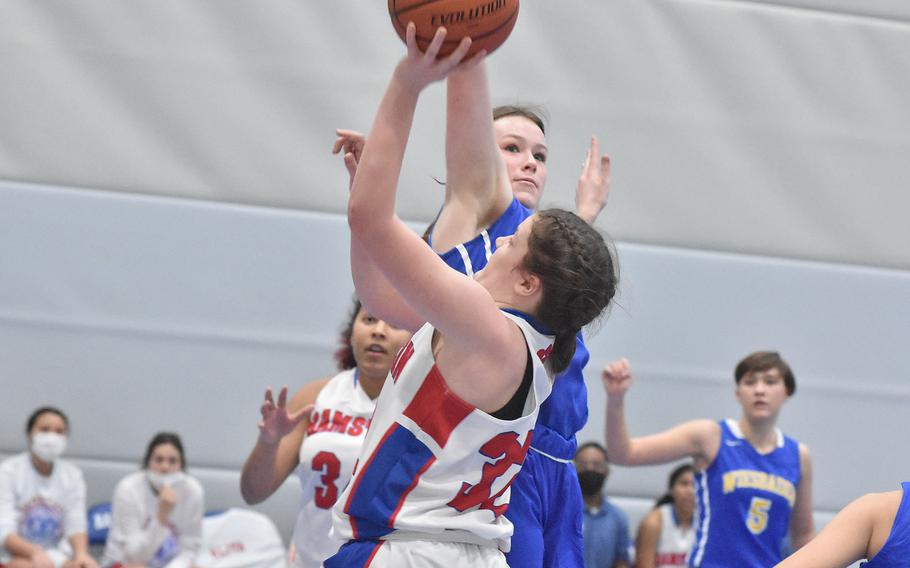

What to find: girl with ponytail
left=326, top=25, right=616, bottom=567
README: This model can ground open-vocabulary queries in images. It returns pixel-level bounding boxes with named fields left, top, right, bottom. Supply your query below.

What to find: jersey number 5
left=312, top=451, right=341, bottom=509
left=747, top=497, right=772, bottom=534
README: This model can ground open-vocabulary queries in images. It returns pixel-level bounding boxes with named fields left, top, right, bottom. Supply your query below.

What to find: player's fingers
left=289, top=403, right=315, bottom=425
left=344, top=153, right=358, bottom=176
left=447, top=37, right=474, bottom=67
left=425, top=26, right=448, bottom=59
left=405, top=22, right=419, bottom=55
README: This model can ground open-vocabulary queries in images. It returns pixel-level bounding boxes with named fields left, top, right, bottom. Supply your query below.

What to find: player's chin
left=359, top=351, right=390, bottom=369
left=513, top=188, right=540, bottom=210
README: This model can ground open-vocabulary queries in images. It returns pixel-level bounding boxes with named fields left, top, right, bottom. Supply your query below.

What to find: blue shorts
left=505, top=450, right=584, bottom=568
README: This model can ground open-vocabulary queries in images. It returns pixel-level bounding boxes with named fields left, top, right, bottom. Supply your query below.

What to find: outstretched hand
left=257, top=386, right=312, bottom=446
left=601, top=357, right=632, bottom=398
left=332, top=129, right=366, bottom=189
left=394, top=23, right=484, bottom=93
left=575, top=136, right=612, bottom=224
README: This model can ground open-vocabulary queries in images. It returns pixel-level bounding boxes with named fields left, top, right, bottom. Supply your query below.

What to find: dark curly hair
left=333, top=297, right=362, bottom=371
left=522, top=209, right=618, bottom=374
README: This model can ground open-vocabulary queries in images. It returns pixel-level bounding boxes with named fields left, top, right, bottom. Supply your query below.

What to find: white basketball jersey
left=331, top=311, right=554, bottom=553
left=656, top=504, right=695, bottom=567
left=292, top=368, right=375, bottom=568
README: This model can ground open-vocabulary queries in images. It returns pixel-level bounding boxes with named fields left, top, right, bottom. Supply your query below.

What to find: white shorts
left=45, top=548, right=69, bottom=568
left=325, top=539, right=507, bottom=568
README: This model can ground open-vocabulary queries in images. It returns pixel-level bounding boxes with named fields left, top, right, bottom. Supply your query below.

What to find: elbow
left=239, top=483, right=264, bottom=506
left=604, top=444, right=632, bottom=466
left=238, top=474, right=265, bottom=506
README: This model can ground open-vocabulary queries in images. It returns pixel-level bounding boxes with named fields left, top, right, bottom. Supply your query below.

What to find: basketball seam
left=391, top=0, right=445, bottom=18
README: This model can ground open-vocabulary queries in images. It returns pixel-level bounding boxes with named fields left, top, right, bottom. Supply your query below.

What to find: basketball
left=388, top=0, right=520, bottom=58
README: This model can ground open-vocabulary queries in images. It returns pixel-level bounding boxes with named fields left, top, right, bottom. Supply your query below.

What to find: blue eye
left=534, top=153, right=547, bottom=163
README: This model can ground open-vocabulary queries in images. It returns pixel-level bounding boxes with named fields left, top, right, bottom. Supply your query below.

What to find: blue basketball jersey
left=431, top=197, right=588, bottom=461
left=862, top=482, right=910, bottom=567
left=689, top=419, right=801, bottom=568
left=431, top=197, right=533, bottom=277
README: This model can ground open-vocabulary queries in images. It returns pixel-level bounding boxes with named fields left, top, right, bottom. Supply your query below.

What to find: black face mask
left=577, top=470, right=606, bottom=496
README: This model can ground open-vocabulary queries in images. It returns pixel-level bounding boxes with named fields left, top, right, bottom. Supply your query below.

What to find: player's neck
left=674, top=503, right=694, bottom=528
left=30, top=453, right=54, bottom=476
left=358, top=370, right=386, bottom=400
left=738, top=416, right=779, bottom=451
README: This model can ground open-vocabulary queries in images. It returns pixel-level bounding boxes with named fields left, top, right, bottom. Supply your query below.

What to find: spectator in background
left=102, top=432, right=203, bottom=568
left=576, top=442, right=630, bottom=568
left=0, top=406, right=98, bottom=568
left=635, top=464, right=695, bottom=568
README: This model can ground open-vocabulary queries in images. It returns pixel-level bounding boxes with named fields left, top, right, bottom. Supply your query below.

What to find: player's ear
left=515, top=269, right=540, bottom=298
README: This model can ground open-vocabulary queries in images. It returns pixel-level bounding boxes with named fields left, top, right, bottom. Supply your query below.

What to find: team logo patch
left=537, top=344, right=553, bottom=363
left=19, top=497, right=64, bottom=547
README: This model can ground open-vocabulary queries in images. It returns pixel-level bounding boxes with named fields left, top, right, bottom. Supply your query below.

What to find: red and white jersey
left=331, top=310, right=554, bottom=552
left=292, top=368, right=374, bottom=568
left=656, top=504, right=695, bottom=567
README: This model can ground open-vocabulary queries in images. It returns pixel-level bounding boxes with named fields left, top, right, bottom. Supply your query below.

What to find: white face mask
left=147, top=470, right=185, bottom=489
left=31, top=432, right=67, bottom=463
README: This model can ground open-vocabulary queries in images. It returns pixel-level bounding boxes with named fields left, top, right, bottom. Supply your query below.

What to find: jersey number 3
left=747, top=497, right=772, bottom=534
left=312, top=451, right=341, bottom=509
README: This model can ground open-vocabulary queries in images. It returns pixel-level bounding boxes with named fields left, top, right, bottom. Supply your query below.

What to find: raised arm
left=429, top=62, right=513, bottom=253
left=348, top=26, right=517, bottom=357
left=775, top=490, right=901, bottom=567
left=602, top=358, right=719, bottom=467
left=331, top=129, right=425, bottom=331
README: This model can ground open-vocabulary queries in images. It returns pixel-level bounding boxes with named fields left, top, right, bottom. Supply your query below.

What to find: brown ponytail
left=522, top=209, right=618, bottom=374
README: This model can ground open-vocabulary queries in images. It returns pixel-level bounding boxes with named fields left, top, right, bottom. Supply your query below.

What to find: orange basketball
left=388, top=0, right=520, bottom=58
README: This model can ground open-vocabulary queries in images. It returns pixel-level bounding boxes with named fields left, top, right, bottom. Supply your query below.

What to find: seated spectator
left=576, top=442, right=630, bottom=568
left=635, top=464, right=695, bottom=568
left=102, top=433, right=203, bottom=568
left=0, top=406, right=98, bottom=568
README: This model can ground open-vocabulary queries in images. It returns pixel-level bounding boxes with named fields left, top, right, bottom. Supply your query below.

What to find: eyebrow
left=500, top=134, right=548, bottom=152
